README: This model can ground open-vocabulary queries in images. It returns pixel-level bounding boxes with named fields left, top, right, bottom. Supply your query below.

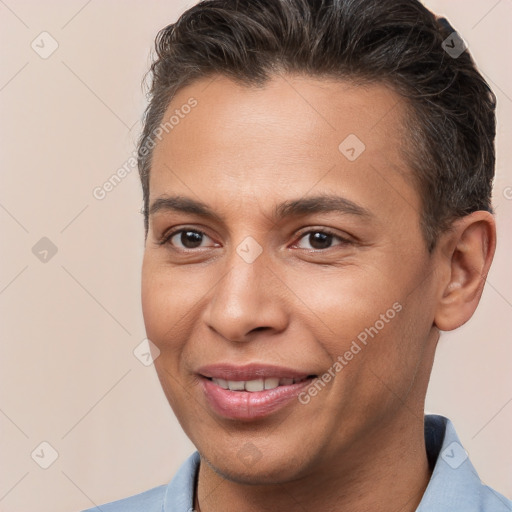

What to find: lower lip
left=201, top=377, right=315, bottom=420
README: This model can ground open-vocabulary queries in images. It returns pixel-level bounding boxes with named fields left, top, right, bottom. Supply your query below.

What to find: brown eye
left=163, top=229, right=216, bottom=249
left=176, top=230, right=204, bottom=248
left=295, top=230, right=349, bottom=250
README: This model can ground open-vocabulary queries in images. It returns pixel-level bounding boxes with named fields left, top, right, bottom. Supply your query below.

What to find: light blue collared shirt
left=82, top=415, right=512, bottom=511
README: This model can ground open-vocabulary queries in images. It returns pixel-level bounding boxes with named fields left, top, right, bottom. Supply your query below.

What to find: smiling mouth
left=205, top=375, right=317, bottom=392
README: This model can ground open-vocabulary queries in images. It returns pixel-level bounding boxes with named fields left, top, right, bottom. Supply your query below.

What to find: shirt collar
left=163, top=449, right=200, bottom=510
left=418, top=414, right=511, bottom=511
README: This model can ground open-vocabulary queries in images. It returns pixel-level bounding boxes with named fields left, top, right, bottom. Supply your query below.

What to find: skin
left=141, top=74, right=496, bottom=512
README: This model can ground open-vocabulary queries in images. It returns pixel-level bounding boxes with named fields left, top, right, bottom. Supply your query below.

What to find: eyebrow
left=148, top=194, right=373, bottom=222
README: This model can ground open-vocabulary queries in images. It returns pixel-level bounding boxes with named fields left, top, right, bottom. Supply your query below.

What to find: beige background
left=0, top=1, right=511, bottom=510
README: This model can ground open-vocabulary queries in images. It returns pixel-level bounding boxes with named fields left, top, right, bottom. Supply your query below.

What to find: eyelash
left=158, top=227, right=352, bottom=251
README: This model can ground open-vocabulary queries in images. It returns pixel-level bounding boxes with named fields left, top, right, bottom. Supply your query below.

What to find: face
left=141, top=74, right=441, bottom=484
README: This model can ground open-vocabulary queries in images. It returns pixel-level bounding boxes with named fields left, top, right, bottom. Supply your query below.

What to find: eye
left=159, top=227, right=350, bottom=251
left=294, top=229, right=350, bottom=250
left=160, top=228, right=217, bottom=250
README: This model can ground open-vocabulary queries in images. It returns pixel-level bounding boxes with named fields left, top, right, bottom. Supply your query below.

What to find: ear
left=434, top=211, right=496, bottom=331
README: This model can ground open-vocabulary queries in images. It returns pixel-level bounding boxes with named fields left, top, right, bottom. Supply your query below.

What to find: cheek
left=141, top=259, right=200, bottom=345
left=141, top=268, right=168, bottom=343
left=290, top=265, right=399, bottom=341
left=294, top=265, right=419, bottom=392
left=348, top=285, right=433, bottom=402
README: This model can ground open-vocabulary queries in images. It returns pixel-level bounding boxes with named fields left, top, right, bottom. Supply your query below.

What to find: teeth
left=228, top=380, right=245, bottom=391
left=215, top=378, right=228, bottom=389
left=245, top=379, right=265, bottom=392
left=211, top=376, right=309, bottom=392
left=264, top=377, right=279, bottom=389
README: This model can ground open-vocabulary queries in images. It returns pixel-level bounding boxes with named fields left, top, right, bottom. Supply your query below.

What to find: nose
left=204, top=249, right=289, bottom=343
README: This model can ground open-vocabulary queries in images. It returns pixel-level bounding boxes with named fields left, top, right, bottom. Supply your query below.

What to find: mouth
left=204, top=375, right=317, bottom=392
left=197, top=364, right=319, bottom=420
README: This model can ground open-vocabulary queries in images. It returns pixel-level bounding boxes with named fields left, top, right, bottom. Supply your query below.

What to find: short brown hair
left=138, top=0, right=496, bottom=251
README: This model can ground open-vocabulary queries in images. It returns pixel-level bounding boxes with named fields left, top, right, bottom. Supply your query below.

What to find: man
left=84, top=0, right=511, bottom=510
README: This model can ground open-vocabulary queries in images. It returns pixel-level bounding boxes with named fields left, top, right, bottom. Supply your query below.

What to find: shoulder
left=80, top=451, right=200, bottom=512
left=81, top=484, right=167, bottom=512
left=419, top=414, right=512, bottom=512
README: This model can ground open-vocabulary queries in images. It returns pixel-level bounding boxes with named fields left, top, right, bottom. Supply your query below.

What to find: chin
left=199, top=440, right=315, bottom=486
left=207, top=457, right=302, bottom=486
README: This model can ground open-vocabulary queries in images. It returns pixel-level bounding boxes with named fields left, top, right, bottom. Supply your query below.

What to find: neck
left=194, top=412, right=432, bottom=512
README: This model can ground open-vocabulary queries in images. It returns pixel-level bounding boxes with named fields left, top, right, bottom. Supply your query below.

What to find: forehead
left=159, top=74, right=405, bottom=152
left=149, top=73, right=419, bottom=223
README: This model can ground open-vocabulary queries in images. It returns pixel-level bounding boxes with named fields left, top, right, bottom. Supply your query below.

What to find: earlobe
left=433, top=211, right=496, bottom=331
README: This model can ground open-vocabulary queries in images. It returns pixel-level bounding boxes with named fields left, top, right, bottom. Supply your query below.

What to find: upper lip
left=197, top=363, right=316, bottom=381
